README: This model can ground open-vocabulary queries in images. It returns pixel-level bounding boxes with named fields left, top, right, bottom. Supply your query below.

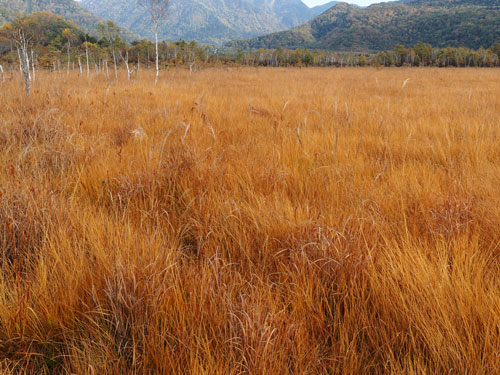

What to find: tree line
left=0, top=0, right=171, bottom=94
left=1, top=16, right=498, bottom=75
left=0, top=11, right=499, bottom=96
left=0, top=15, right=224, bottom=76
left=232, top=43, right=500, bottom=68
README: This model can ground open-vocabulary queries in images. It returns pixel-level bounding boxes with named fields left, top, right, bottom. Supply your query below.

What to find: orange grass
left=1, top=67, right=500, bottom=374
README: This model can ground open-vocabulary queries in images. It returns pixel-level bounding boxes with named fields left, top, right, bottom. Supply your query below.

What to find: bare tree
left=4, top=18, right=32, bottom=95
left=0, top=64, right=4, bottom=82
left=78, top=54, right=83, bottom=75
left=5, top=16, right=39, bottom=94
left=119, top=49, right=133, bottom=81
left=13, top=28, right=32, bottom=96
left=84, top=39, right=90, bottom=78
left=112, top=49, right=118, bottom=78
left=138, top=0, right=170, bottom=85
left=62, top=28, right=77, bottom=78
left=97, top=22, right=122, bottom=80
left=105, top=59, right=109, bottom=81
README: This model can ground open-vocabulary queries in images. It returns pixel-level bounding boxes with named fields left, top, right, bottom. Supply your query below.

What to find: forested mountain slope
left=80, top=0, right=339, bottom=44
left=229, top=0, right=500, bottom=51
left=0, top=0, right=137, bottom=40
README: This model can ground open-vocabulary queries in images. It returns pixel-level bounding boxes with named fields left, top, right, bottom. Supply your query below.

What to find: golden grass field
left=1, top=67, right=500, bottom=374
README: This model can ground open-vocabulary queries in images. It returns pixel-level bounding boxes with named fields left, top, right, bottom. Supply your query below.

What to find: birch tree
left=84, top=39, right=90, bottom=78
left=97, top=21, right=122, bottom=79
left=31, top=49, right=35, bottom=85
left=138, top=0, right=170, bottom=85
left=18, top=32, right=31, bottom=95
left=62, top=28, right=77, bottom=77
left=7, top=21, right=32, bottom=95
left=119, top=49, right=133, bottom=80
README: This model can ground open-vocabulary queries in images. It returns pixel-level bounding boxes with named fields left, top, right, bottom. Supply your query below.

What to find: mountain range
left=1, top=0, right=499, bottom=52
left=229, top=0, right=500, bottom=51
left=79, top=0, right=339, bottom=44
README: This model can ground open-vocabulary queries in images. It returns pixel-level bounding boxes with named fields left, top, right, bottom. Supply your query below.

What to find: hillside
left=79, top=0, right=339, bottom=44
left=0, top=6, right=14, bottom=25
left=0, top=0, right=137, bottom=41
left=0, top=11, right=84, bottom=44
left=229, top=0, right=500, bottom=51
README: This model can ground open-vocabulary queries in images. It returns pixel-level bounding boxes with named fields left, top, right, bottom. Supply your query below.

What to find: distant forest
left=1, top=12, right=499, bottom=72
left=230, top=0, right=500, bottom=52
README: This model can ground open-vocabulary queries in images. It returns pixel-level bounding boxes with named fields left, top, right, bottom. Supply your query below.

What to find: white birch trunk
left=85, top=43, right=90, bottom=78
left=113, top=49, right=118, bottom=79
left=67, top=43, right=71, bottom=77
left=19, top=45, right=31, bottom=96
left=31, top=49, right=35, bottom=85
left=17, top=47, right=22, bottom=73
left=154, top=21, right=159, bottom=85
left=126, top=52, right=131, bottom=80
left=121, top=51, right=132, bottom=81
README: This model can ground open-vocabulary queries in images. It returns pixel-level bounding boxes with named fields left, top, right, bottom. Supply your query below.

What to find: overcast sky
left=303, top=0, right=396, bottom=6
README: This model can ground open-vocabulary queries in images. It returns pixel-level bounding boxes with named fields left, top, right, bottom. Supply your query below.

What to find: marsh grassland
left=1, top=68, right=500, bottom=374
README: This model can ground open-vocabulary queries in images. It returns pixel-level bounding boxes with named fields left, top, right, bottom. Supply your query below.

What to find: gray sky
left=303, top=0, right=396, bottom=6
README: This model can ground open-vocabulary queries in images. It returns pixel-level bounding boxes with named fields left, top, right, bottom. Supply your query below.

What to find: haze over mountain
left=0, top=0, right=137, bottom=40
left=79, top=0, right=339, bottom=44
left=230, top=0, right=500, bottom=51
